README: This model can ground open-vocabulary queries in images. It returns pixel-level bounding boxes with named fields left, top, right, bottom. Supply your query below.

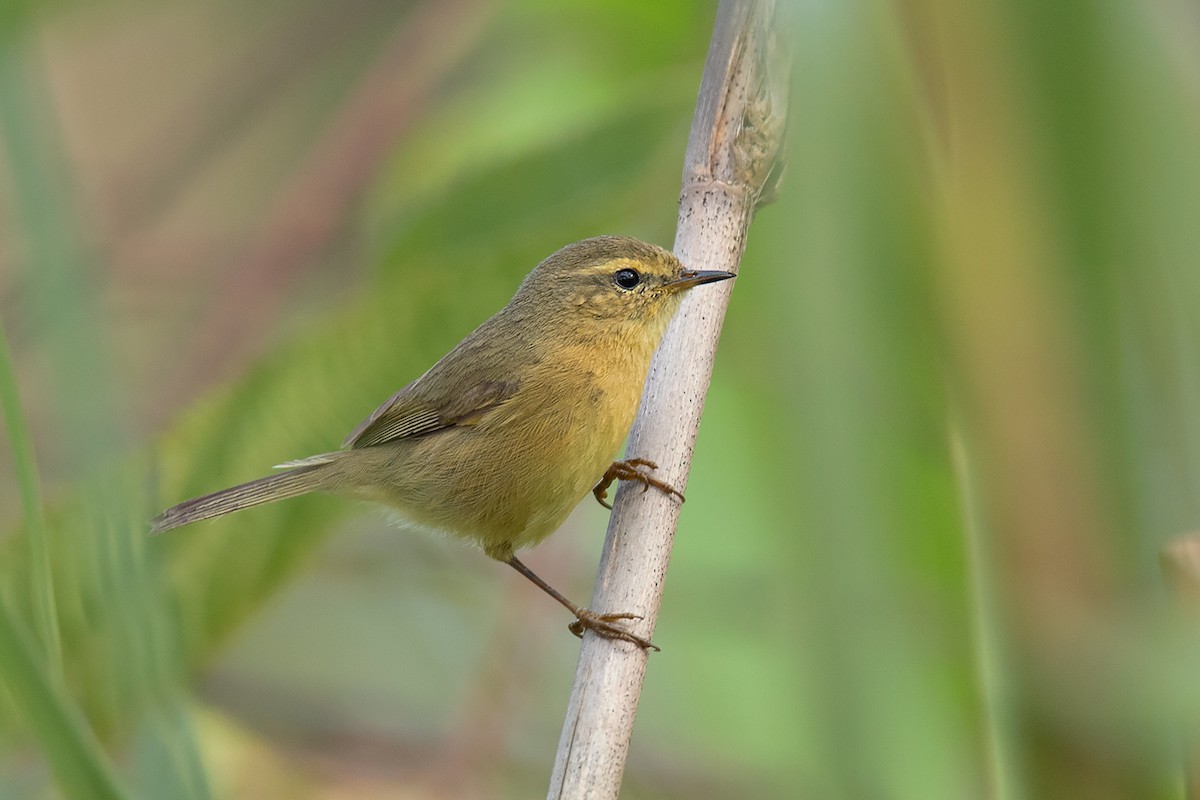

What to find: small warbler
left=152, top=236, right=734, bottom=649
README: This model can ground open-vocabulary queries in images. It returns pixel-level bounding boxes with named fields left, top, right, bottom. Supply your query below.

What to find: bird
left=151, top=236, right=734, bottom=649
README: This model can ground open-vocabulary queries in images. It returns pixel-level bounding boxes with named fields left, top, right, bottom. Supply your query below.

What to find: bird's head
left=512, top=236, right=734, bottom=341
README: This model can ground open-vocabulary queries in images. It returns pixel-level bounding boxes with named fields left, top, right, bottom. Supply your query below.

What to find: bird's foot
left=568, top=609, right=659, bottom=651
left=591, top=458, right=685, bottom=510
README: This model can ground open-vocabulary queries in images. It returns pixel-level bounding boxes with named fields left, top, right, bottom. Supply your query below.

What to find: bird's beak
left=668, top=269, right=736, bottom=291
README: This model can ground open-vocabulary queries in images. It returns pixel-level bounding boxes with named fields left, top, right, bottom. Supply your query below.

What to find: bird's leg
left=505, top=556, right=659, bottom=651
left=591, top=458, right=685, bottom=510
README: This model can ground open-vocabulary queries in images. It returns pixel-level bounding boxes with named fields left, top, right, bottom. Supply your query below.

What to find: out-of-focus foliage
left=2, top=0, right=1200, bottom=798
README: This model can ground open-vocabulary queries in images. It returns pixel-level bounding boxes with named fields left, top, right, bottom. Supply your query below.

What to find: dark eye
left=614, top=268, right=641, bottom=290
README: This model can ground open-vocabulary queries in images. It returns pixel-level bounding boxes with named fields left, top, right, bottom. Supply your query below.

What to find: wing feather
left=345, top=379, right=519, bottom=449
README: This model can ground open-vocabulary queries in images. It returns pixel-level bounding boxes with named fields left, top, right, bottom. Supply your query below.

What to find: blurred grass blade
left=951, top=419, right=1024, bottom=800
left=0, top=314, right=61, bottom=678
left=0, top=601, right=130, bottom=800
left=1, top=34, right=212, bottom=799
left=0, top=26, right=121, bottom=466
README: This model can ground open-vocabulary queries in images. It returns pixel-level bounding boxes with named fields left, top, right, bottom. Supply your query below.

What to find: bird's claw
left=592, top=458, right=685, bottom=510
left=569, top=609, right=659, bottom=651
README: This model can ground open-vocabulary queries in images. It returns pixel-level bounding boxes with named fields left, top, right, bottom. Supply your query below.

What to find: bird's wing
left=343, top=377, right=520, bottom=449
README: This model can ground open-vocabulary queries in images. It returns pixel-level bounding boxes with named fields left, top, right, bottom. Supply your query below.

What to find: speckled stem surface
left=548, top=2, right=789, bottom=798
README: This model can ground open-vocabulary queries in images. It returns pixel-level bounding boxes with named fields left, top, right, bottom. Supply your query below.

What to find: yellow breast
left=349, top=332, right=659, bottom=561
left=485, top=342, right=647, bottom=550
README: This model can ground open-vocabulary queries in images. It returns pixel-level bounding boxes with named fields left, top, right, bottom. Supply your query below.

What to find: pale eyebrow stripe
left=580, top=258, right=639, bottom=275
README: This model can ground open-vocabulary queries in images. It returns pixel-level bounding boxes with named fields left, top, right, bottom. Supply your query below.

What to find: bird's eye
left=614, top=268, right=641, bottom=290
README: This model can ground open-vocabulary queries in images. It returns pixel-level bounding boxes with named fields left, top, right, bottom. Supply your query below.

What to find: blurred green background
left=3, top=0, right=1200, bottom=798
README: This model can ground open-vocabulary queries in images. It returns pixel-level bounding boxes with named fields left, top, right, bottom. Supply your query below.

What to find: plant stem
left=547, top=2, right=789, bottom=797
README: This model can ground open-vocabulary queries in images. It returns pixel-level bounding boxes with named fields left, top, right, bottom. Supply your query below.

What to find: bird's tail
left=150, top=458, right=339, bottom=534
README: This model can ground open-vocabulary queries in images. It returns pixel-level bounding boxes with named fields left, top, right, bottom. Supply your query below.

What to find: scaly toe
left=569, top=609, right=659, bottom=651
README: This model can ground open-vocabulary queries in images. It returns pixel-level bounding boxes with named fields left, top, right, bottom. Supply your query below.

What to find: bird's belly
left=357, top=386, right=636, bottom=558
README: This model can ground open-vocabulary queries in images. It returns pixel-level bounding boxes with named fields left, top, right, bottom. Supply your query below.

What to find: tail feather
left=150, top=464, right=333, bottom=534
